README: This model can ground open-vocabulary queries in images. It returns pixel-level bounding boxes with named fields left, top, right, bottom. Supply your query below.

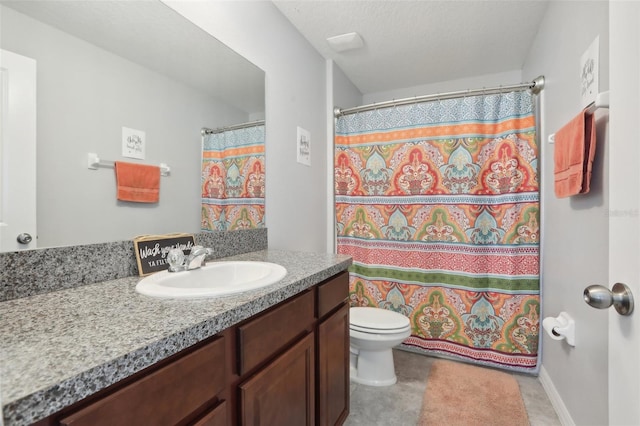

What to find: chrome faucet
left=167, top=246, right=213, bottom=272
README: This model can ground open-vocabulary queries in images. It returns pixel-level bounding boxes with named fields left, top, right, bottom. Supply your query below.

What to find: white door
left=0, top=49, right=37, bottom=252
left=608, top=3, right=640, bottom=425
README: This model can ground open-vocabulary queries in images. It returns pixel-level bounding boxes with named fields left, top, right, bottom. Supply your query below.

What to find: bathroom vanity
left=0, top=249, right=352, bottom=426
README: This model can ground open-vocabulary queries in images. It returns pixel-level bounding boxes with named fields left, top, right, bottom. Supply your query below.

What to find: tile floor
left=344, top=349, right=561, bottom=426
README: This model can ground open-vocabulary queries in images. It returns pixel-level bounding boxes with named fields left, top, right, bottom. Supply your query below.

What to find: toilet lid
left=350, top=307, right=410, bottom=333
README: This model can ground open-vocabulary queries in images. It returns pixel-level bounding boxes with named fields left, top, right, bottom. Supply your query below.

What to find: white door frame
left=608, top=2, right=640, bottom=425
left=0, top=49, right=37, bottom=252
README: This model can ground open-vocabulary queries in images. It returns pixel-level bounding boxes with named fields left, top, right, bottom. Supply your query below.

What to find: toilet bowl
left=349, top=307, right=411, bottom=386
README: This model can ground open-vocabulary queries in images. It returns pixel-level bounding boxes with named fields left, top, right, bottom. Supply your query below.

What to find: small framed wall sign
left=580, top=36, right=599, bottom=108
left=133, top=233, right=195, bottom=276
left=296, top=126, right=311, bottom=166
left=122, top=126, right=146, bottom=160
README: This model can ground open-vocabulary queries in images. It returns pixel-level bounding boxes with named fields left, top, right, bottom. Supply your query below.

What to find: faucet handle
left=167, top=248, right=186, bottom=272
left=189, top=245, right=213, bottom=257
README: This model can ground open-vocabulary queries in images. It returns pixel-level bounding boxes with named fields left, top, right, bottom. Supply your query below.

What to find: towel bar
left=586, top=90, right=610, bottom=113
left=87, top=153, right=170, bottom=176
left=548, top=91, right=610, bottom=144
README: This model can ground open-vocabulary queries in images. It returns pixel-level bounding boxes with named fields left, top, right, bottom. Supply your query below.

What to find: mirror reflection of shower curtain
left=201, top=123, right=265, bottom=231
left=335, top=91, right=540, bottom=372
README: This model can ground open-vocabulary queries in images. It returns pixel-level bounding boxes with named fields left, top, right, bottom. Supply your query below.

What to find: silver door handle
left=583, top=283, right=634, bottom=316
left=16, top=233, right=32, bottom=245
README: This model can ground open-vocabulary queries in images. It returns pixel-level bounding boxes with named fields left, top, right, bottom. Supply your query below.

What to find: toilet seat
left=350, top=307, right=410, bottom=335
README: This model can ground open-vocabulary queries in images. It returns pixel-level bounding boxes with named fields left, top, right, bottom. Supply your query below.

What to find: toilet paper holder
left=583, top=283, right=634, bottom=316
left=542, top=312, right=576, bottom=346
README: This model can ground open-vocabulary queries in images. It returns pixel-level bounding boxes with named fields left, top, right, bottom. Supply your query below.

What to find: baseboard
left=539, top=365, right=575, bottom=426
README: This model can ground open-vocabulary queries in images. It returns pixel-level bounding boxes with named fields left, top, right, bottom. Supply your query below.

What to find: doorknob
left=16, top=233, right=32, bottom=245
left=583, top=283, right=634, bottom=316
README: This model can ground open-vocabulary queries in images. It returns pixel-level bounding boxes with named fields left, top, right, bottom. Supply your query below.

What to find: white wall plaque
left=297, top=126, right=311, bottom=166
left=122, top=126, right=146, bottom=160
left=580, top=36, right=599, bottom=108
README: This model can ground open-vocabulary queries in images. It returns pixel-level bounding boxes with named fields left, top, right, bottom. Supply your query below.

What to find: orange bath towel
left=553, top=109, right=596, bottom=198
left=114, top=161, right=160, bottom=203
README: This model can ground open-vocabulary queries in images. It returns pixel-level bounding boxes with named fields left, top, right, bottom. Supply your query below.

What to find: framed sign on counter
left=133, top=233, right=195, bottom=276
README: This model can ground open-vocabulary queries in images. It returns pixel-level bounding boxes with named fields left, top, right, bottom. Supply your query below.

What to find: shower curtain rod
left=334, top=75, right=545, bottom=117
left=201, top=119, right=265, bottom=136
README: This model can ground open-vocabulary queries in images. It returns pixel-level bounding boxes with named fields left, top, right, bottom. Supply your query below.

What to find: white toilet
left=349, top=307, right=412, bottom=386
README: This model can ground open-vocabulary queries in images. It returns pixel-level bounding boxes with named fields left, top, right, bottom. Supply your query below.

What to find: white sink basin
left=136, top=261, right=287, bottom=299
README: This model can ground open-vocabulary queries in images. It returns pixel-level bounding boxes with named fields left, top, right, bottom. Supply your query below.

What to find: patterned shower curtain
left=201, top=123, right=265, bottom=231
left=335, top=91, right=540, bottom=372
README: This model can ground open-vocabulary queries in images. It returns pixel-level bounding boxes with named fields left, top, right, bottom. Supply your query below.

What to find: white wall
left=522, top=2, right=609, bottom=425
left=333, top=62, right=363, bottom=111
left=166, top=1, right=329, bottom=253
left=363, top=70, right=523, bottom=104
left=1, top=6, right=248, bottom=248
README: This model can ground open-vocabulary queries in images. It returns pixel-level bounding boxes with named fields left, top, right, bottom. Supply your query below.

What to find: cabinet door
left=240, top=333, right=315, bottom=426
left=317, top=303, right=349, bottom=426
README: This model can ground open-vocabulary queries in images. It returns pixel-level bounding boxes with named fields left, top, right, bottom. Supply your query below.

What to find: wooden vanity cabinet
left=235, top=271, right=349, bottom=426
left=40, top=271, right=349, bottom=426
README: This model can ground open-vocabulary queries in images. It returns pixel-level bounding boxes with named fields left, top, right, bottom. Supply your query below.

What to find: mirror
left=0, top=0, right=265, bottom=252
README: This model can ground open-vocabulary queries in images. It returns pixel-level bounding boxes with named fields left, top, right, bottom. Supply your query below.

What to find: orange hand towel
left=114, top=161, right=160, bottom=203
left=553, top=109, right=596, bottom=198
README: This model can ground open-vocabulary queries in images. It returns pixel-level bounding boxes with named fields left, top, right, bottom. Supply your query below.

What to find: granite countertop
left=0, top=249, right=352, bottom=426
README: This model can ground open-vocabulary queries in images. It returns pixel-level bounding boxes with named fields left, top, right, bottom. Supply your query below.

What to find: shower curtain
left=335, top=91, right=540, bottom=372
left=201, top=123, right=265, bottom=230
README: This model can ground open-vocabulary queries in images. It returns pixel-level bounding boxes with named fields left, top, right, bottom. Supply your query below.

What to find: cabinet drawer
left=193, top=400, right=228, bottom=426
left=60, top=336, right=226, bottom=426
left=317, top=271, right=349, bottom=319
left=238, top=290, right=314, bottom=375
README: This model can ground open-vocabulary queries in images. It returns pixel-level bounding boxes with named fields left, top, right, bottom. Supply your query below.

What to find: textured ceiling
left=273, top=0, right=549, bottom=95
